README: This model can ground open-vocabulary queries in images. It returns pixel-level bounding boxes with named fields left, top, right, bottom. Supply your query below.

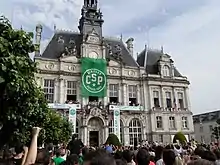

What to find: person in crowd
left=83, top=149, right=116, bottom=165
left=51, top=149, right=65, bottom=165
left=105, top=143, right=113, bottom=154
left=213, top=149, right=220, bottom=165
left=60, top=154, right=79, bottom=165
left=122, top=150, right=135, bottom=165
left=163, top=150, right=176, bottom=165
left=67, top=135, right=84, bottom=155
left=154, top=146, right=164, bottom=165
left=78, top=147, right=89, bottom=165
left=136, top=148, right=151, bottom=165
left=115, top=159, right=127, bottom=165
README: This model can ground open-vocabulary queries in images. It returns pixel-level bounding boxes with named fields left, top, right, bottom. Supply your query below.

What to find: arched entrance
left=87, top=117, right=104, bottom=146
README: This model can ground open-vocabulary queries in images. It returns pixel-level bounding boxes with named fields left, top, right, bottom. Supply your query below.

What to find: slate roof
left=37, top=31, right=138, bottom=67
left=137, top=48, right=182, bottom=77
left=193, top=110, right=220, bottom=123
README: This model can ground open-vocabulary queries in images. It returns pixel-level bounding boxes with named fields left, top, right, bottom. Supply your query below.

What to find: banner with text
left=81, top=57, right=107, bottom=97
left=69, top=106, right=77, bottom=133
left=114, top=108, right=120, bottom=141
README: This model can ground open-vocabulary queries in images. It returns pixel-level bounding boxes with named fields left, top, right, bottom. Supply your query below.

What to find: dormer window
left=162, top=65, right=170, bottom=77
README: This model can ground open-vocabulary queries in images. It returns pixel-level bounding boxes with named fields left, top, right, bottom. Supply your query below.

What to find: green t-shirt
left=78, top=156, right=84, bottom=165
left=53, top=157, right=65, bottom=165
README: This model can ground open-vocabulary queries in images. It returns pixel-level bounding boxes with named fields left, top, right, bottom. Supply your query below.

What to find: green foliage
left=0, top=15, right=72, bottom=147
left=173, top=132, right=187, bottom=144
left=212, top=119, right=220, bottom=140
left=106, top=134, right=121, bottom=146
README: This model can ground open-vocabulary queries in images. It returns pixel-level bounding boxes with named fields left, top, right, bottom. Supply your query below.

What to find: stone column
left=160, top=86, right=164, bottom=108
left=54, top=78, right=59, bottom=103
left=59, top=78, right=65, bottom=103
left=173, top=87, right=178, bottom=108
left=124, top=126, right=130, bottom=146
left=142, top=125, right=147, bottom=140
left=184, top=87, right=191, bottom=110
left=104, top=126, right=109, bottom=142
left=139, top=84, right=144, bottom=107
left=104, top=83, right=108, bottom=106
left=118, top=83, right=122, bottom=103
left=136, top=85, right=141, bottom=105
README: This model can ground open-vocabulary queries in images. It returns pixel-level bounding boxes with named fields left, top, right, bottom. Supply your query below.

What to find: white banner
left=114, top=108, right=120, bottom=141
left=69, top=106, right=77, bottom=134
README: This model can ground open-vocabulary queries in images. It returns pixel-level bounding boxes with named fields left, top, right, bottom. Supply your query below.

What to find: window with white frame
left=75, top=120, right=79, bottom=138
left=169, top=116, right=175, bottom=129
left=44, top=79, right=55, bottom=103
left=66, top=81, right=77, bottom=101
left=156, top=116, right=163, bottom=129
left=165, top=92, right=172, bottom=108
left=162, top=65, right=170, bottom=77
left=153, top=91, right=160, bottom=107
left=109, top=84, right=119, bottom=103
left=128, top=85, right=137, bottom=106
left=182, top=116, right=188, bottom=129
left=129, top=119, right=142, bottom=145
left=159, top=134, right=163, bottom=143
left=178, top=92, right=184, bottom=109
left=108, top=120, right=124, bottom=144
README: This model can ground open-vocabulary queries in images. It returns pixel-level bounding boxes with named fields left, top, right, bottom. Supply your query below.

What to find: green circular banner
left=70, top=108, right=76, bottom=115
left=82, top=68, right=106, bottom=93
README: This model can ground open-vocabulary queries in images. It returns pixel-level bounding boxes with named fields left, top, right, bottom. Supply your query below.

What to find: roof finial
left=120, top=33, right=123, bottom=41
left=20, top=25, right=23, bottom=30
left=161, top=45, right=164, bottom=53
left=54, top=24, right=56, bottom=31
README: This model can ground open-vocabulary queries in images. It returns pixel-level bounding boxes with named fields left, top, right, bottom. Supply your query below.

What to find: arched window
left=108, top=120, right=124, bottom=144
left=162, top=65, right=170, bottom=77
left=129, top=119, right=142, bottom=145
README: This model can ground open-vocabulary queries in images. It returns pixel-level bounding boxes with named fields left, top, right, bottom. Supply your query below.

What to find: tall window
left=156, top=116, right=163, bottom=129
left=129, top=119, right=142, bottom=146
left=162, top=65, right=170, bottom=77
left=109, top=84, right=119, bottom=103
left=128, top=85, right=137, bottom=106
left=165, top=92, right=172, bottom=108
left=178, top=92, right=184, bottom=109
left=159, top=135, right=163, bottom=143
left=182, top=117, right=188, bottom=129
left=153, top=91, right=160, bottom=107
left=75, top=120, right=79, bottom=138
left=67, top=81, right=77, bottom=101
left=169, top=116, right=175, bottom=129
left=108, top=120, right=124, bottom=144
left=44, top=79, right=55, bottom=103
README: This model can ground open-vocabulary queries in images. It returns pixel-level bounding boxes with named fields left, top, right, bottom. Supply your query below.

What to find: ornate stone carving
left=90, top=107, right=102, bottom=117
left=109, top=68, right=117, bottom=75
left=68, top=65, right=76, bottom=71
left=57, top=36, right=64, bottom=43
left=45, top=63, right=54, bottom=70
left=60, top=39, right=77, bottom=57
left=128, top=70, right=135, bottom=76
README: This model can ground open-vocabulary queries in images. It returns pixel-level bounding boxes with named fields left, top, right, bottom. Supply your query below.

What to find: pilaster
left=54, top=78, right=59, bottom=103
left=161, top=86, right=165, bottom=108
left=184, top=87, right=191, bottom=110
left=118, top=83, right=122, bottom=103
left=59, top=77, right=65, bottom=103
left=122, top=83, right=127, bottom=105
left=137, top=85, right=141, bottom=105
left=124, top=126, right=130, bottom=146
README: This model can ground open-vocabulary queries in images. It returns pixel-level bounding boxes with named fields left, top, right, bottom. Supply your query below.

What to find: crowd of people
left=0, top=127, right=220, bottom=165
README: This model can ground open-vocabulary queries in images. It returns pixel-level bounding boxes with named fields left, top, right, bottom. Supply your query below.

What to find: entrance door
left=89, top=131, right=99, bottom=147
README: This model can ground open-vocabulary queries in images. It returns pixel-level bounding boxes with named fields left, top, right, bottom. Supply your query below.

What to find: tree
left=173, top=132, right=187, bottom=144
left=106, top=134, right=121, bottom=146
left=0, top=16, right=72, bottom=147
left=212, top=119, right=220, bottom=140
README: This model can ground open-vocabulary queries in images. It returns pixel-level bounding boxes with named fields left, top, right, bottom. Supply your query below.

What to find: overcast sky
left=1, top=0, right=220, bottom=114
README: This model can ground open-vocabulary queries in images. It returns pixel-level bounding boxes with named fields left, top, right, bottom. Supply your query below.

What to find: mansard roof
left=137, top=48, right=182, bottom=77
left=193, top=110, right=220, bottom=123
left=37, top=30, right=138, bottom=67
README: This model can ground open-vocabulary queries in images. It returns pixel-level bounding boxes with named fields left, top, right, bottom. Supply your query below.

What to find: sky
left=1, top=0, right=220, bottom=114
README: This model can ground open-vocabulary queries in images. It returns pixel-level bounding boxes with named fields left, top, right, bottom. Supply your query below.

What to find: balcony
left=48, top=103, right=81, bottom=110
left=108, top=104, right=144, bottom=111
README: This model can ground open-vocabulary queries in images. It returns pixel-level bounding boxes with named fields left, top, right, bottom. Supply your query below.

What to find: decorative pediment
left=86, top=28, right=100, bottom=44
left=108, top=60, right=120, bottom=67
left=60, top=56, right=79, bottom=63
left=90, top=107, right=102, bottom=117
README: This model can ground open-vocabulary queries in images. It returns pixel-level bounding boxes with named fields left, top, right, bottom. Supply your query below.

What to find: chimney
left=35, top=24, right=43, bottom=56
left=126, top=37, right=134, bottom=56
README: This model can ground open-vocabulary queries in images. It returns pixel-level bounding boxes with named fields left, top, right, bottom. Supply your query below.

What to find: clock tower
left=78, top=0, right=106, bottom=59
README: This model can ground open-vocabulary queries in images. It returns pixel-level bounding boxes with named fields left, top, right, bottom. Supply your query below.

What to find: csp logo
left=82, top=68, right=106, bottom=93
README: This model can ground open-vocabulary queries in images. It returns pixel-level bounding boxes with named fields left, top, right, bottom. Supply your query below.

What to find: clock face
left=88, top=51, right=98, bottom=58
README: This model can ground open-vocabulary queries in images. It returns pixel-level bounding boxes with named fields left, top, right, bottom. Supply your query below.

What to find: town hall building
left=34, top=0, right=194, bottom=146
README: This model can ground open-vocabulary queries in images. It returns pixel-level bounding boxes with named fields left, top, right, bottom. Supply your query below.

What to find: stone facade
left=193, top=110, right=220, bottom=143
left=34, top=0, right=194, bottom=146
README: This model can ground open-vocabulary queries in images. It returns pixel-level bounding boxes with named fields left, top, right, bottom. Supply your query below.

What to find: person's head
left=187, top=159, right=215, bottom=165
left=213, top=149, right=220, bottom=160
left=122, top=149, right=133, bottom=163
left=115, top=159, right=127, bottom=165
left=34, top=148, right=51, bottom=165
left=14, top=142, right=24, bottom=157
left=163, top=150, right=176, bottom=165
left=200, top=150, right=216, bottom=162
left=83, top=149, right=116, bottom=165
left=62, top=154, right=79, bottom=165
left=55, top=149, right=62, bottom=157
left=136, top=148, right=150, bottom=165
left=82, top=147, right=89, bottom=156
left=155, top=145, right=164, bottom=160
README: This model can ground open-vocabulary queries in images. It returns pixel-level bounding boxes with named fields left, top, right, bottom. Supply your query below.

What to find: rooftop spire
left=84, top=0, right=98, bottom=9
